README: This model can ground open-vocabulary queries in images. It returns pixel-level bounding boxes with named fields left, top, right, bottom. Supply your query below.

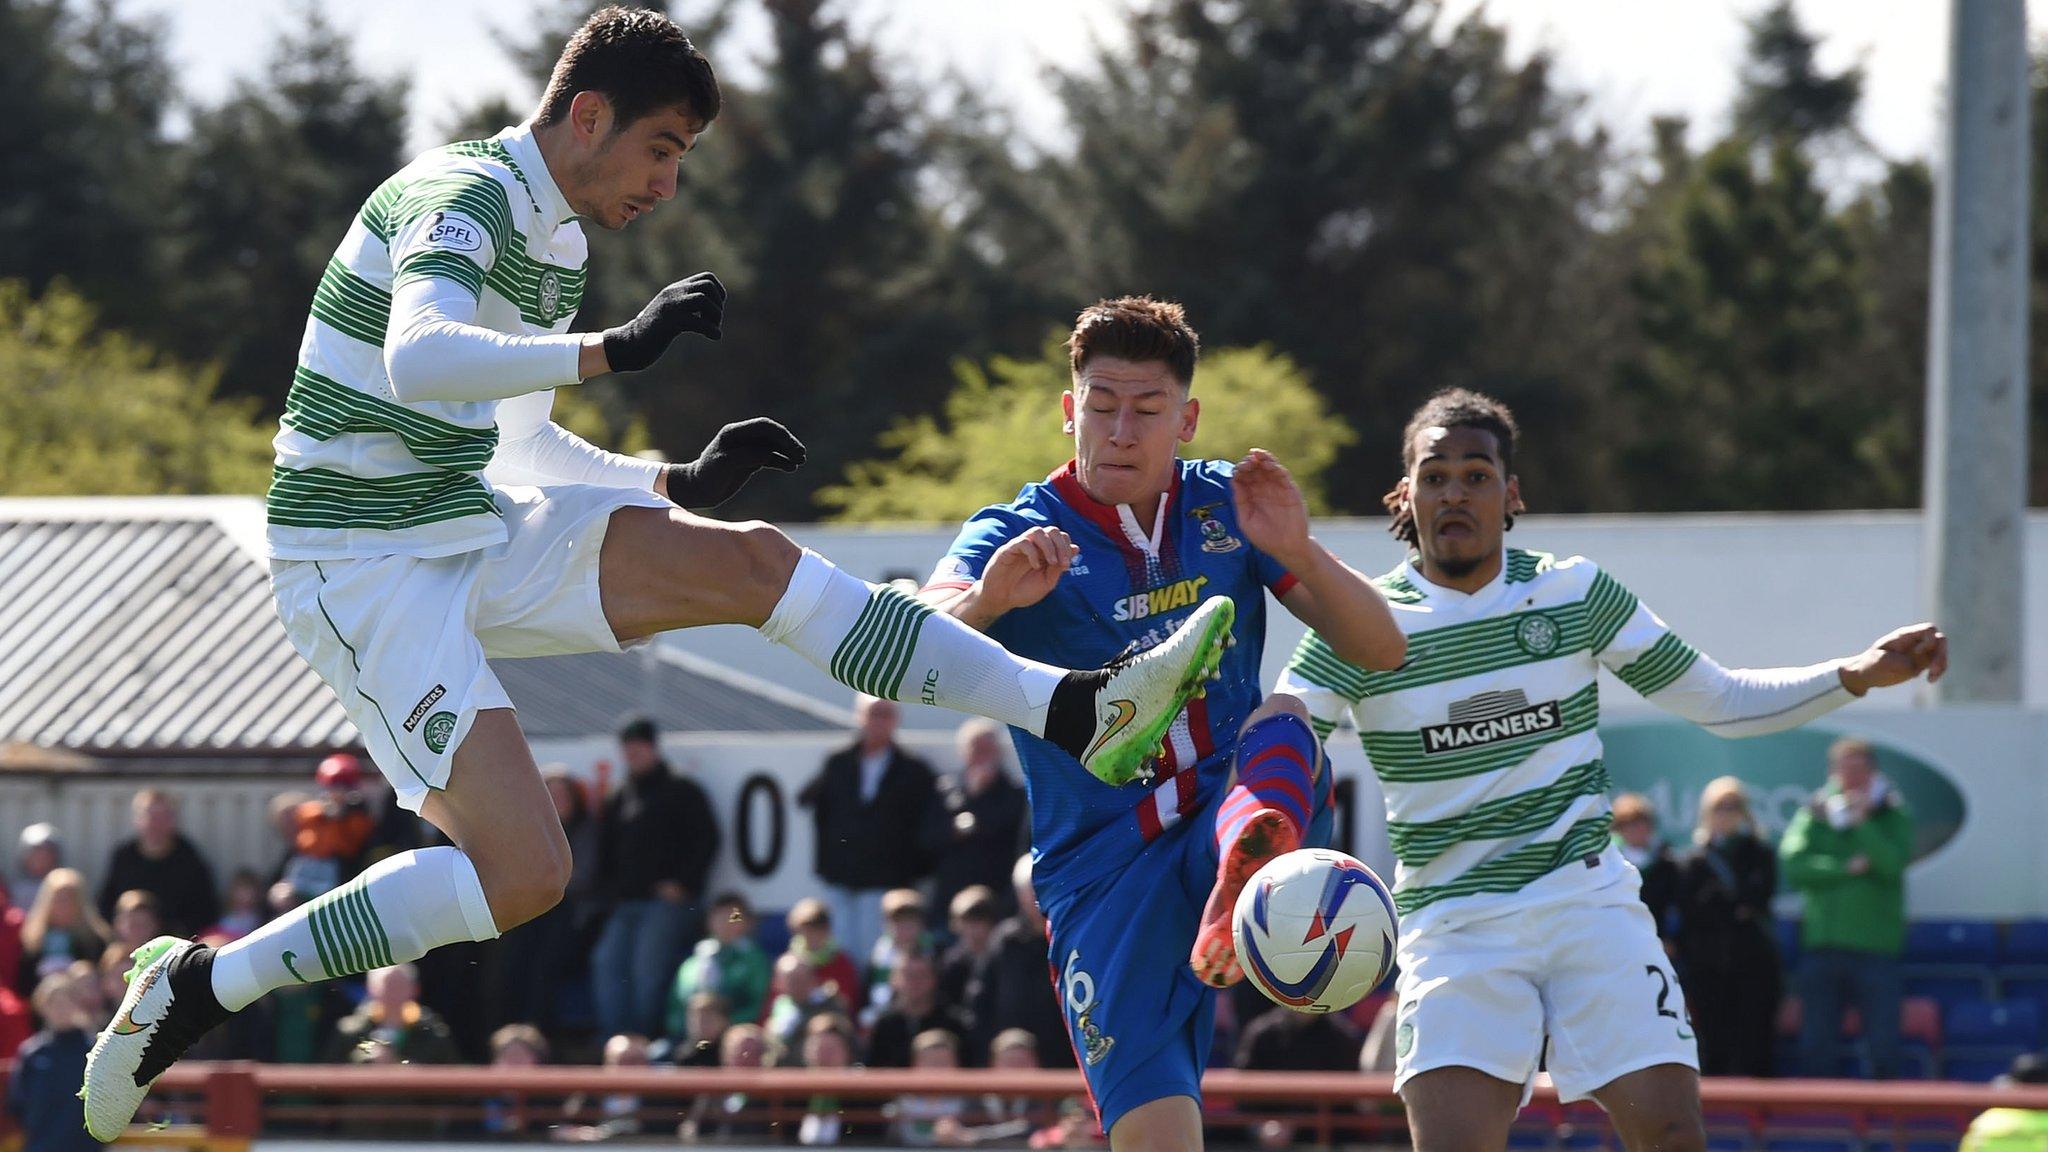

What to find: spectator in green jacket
left=669, top=892, right=770, bottom=1034
left=1780, top=736, right=1914, bottom=1078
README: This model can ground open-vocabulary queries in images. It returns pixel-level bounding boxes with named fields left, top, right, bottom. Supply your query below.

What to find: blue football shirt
left=924, top=458, right=1295, bottom=901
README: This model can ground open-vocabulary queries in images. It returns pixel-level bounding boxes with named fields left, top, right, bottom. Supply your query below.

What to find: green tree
left=0, top=280, right=273, bottom=495
left=458, top=0, right=973, bottom=520
left=159, top=7, right=408, bottom=408
left=1733, top=0, right=1864, bottom=146
left=819, top=337, right=1354, bottom=522
left=950, top=0, right=1616, bottom=513
left=1616, top=140, right=1890, bottom=509
left=0, top=0, right=177, bottom=337
left=1611, top=1, right=1921, bottom=510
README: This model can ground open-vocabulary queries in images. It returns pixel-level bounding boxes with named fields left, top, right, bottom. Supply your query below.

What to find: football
left=1233, top=848, right=1398, bottom=1014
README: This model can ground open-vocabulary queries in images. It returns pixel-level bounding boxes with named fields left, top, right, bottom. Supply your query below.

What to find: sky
left=137, top=0, right=1954, bottom=162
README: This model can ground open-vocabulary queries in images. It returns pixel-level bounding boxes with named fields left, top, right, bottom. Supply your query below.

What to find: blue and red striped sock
left=1215, top=711, right=1317, bottom=854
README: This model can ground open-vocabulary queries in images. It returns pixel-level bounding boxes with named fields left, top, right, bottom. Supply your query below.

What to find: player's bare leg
left=1590, top=1064, right=1706, bottom=1152
left=419, top=710, right=571, bottom=931
left=1402, top=1067, right=1523, bottom=1152
left=1110, top=1095, right=1205, bottom=1152
left=599, top=505, right=1234, bottom=785
left=1190, top=692, right=1320, bottom=987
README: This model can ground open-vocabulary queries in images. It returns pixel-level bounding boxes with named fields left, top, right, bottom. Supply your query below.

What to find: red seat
left=1900, top=996, right=1942, bottom=1045
left=1774, top=994, right=1941, bottom=1043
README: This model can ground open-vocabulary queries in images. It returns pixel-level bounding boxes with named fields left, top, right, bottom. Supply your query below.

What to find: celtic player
left=1277, top=389, right=1946, bottom=1152
left=82, top=10, right=1230, bottom=1137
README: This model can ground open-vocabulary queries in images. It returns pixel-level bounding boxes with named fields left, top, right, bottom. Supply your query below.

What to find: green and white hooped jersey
left=266, top=124, right=589, bottom=560
left=1277, top=549, right=1705, bottom=936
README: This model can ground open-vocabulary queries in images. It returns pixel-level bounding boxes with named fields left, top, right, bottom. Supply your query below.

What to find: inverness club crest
left=1191, top=503, right=1241, bottom=554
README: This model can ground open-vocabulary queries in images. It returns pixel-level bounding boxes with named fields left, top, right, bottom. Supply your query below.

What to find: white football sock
left=210, top=846, right=499, bottom=1012
left=759, top=549, right=1063, bottom=731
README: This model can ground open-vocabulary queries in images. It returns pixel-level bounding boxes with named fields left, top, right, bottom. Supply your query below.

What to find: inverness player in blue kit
left=920, top=298, right=1407, bottom=1151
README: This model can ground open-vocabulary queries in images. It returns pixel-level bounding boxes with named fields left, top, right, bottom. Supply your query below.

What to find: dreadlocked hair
left=1384, top=387, right=1521, bottom=546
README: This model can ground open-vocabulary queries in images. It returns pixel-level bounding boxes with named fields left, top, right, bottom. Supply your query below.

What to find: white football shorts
left=1390, top=882, right=1698, bottom=1105
left=271, top=482, right=671, bottom=813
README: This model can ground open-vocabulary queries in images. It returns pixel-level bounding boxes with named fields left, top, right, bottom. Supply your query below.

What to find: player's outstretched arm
left=1615, top=610, right=1947, bottom=738
left=919, top=526, right=1076, bottom=633
left=1234, top=449, right=1406, bottom=670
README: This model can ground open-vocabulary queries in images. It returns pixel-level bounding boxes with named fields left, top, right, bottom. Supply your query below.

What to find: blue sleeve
left=923, top=497, right=1043, bottom=592
left=1201, top=459, right=1298, bottom=596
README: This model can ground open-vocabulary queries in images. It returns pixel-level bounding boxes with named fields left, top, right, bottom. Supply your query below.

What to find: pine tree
left=160, top=7, right=408, bottom=408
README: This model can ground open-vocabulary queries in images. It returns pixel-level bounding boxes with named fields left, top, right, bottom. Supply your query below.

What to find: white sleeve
left=1630, top=650, right=1853, bottom=738
left=1275, top=632, right=1364, bottom=743
left=384, top=276, right=585, bottom=404
left=484, top=390, right=666, bottom=490
left=1589, top=567, right=1854, bottom=737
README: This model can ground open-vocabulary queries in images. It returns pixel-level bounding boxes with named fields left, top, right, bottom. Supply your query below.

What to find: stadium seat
left=1944, top=999, right=2042, bottom=1047
left=1896, top=1039, right=1939, bottom=1080
left=1774, top=1038, right=1803, bottom=1077
left=1901, top=996, right=1943, bottom=1044
left=1904, top=973, right=1995, bottom=1015
left=1704, top=1132, right=1754, bottom=1152
left=2001, top=920, right=2048, bottom=965
left=1863, top=1141, right=1963, bottom=1152
left=1507, top=1124, right=1555, bottom=1152
left=1777, top=995, right=1802, bottom=1036
left=1998, top=975, right=2048, bottom=1004
left=1943, top=1045, right=2030, bottom=1082
left=1762, top=1137, right=1856, bottom=1152
left=1906, top=920, right=2000, bottom=965
left=1820, top=995, right=1941, bottom=1043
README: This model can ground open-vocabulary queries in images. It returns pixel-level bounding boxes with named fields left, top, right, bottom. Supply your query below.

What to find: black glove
left=665, top=418, right=806, bottom=509
left=602, top=271, right=726, bottom=372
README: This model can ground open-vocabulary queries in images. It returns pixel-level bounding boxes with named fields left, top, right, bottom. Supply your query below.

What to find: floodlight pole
left=1923, top=0, right=2030, bottom=704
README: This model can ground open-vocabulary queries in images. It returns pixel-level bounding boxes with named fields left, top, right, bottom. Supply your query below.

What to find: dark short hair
left=1386, top=388, right=1523, bottom=546
left=1067, top=296, right=1200, bottom=387
left=710, top=891, right=751, bottom=914
left=618, top=716, right=658, bottom=745
left=536, top=7, right=721, bottom=130
left=1398, top=388, right=1519, bottom=475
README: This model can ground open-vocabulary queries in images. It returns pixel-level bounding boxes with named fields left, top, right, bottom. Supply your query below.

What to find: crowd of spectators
left=0, top=720, right=1978, bottom=1146
left=1617, top=734, right=1918, bottom=1081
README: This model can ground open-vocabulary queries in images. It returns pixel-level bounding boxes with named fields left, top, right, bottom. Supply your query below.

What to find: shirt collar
left=496, top=120, right=576, bottom=233
left=1400, top=548, right=1508, bottom=603
left=1045, top=459, right=1183, bottom=553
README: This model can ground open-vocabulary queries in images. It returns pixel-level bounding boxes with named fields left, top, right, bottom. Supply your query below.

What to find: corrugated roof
left=0, top=502, right=842, bottom=754
left=497, top=649, right=843, bottom=737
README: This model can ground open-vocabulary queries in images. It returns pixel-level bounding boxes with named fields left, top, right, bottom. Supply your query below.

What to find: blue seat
left=1863, top=1141, right=1961, bottom=1152
left=1507, top=1125, right=1554, bottom=1151
left=1907, top=921, right=2000, bottom=965
left=1773, top=1038, right=1805, bottom=1077
left=1945, top=999, right=2042, bottom=1047
left=1762, top=1138, right=1856, bottom=1152
left=2002, top=920, right=2048, bottom=965
left=1999, top=975, right=2048, bottom=1004
left=1896, top=1039, right=1938, bottom=1080
left=1943, top=1044, right=2030, bottom=1082
left=1557, top=1129, right=1609, bottom=1151
left=1904, top=974, right=1995, bottom=1015
left=1704, top=1133, right=1753, bottom=1152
